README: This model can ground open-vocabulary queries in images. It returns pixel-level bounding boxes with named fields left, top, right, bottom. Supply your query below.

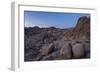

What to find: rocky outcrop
left=63, top=16, right=90, bottom=40
left=24, top=16, right=90, bottom=61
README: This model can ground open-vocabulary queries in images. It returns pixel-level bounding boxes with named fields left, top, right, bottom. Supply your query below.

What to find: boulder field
left=24, top=16, right=90, bottom=61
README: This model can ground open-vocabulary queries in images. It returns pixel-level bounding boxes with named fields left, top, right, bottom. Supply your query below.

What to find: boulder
left=40, top=43, right=55, bottom=56
left=60, top=43, right=72, bottom=59
left=83, top=42, right=90, bottom=58
left=84, top=43, right=90, bottom=53
left=54, top=40, right=70, bottom=49
left=72, top=43, right=85, bottom=58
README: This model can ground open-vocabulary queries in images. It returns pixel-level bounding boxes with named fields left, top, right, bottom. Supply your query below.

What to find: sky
left=24, top=11, right=90, bottom=28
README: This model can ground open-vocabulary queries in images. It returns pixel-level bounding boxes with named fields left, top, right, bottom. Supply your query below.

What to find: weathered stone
left=40, top=43, right=55, bottom=56
left=54, top=40, right=70, bottom=49
left=60, top=43, right=72, bottom=59
left=83, top=42, right=90, bottom=58
left=72, top=43, right=85, bottom=58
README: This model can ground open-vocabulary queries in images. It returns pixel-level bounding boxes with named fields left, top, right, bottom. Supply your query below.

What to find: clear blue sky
left=24, top=11, right=90, bottom=28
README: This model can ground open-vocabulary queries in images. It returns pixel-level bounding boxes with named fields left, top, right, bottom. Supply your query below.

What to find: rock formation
left=24, top=16, right=90, bottom=61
